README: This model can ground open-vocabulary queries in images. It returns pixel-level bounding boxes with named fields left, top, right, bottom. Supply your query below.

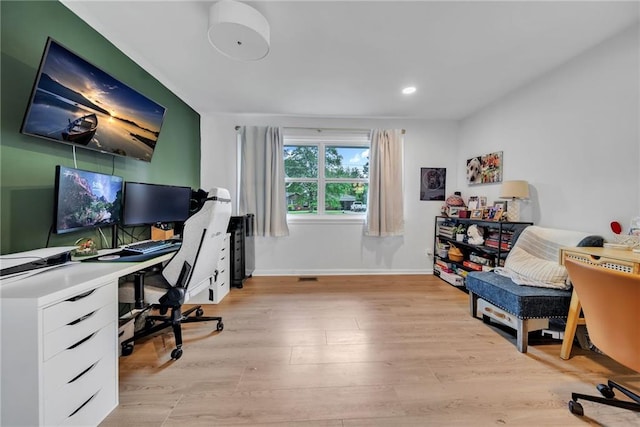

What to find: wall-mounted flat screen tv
left=54, top=165, right=123, bottom=234
left=21, top=38, right=166, bottom=162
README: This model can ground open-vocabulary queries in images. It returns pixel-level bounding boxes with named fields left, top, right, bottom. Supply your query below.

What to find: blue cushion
left=466, top=272, right=572, bottom=319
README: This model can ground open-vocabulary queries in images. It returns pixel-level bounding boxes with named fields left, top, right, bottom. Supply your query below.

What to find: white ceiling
left=62, top=1, right=639, bottom=120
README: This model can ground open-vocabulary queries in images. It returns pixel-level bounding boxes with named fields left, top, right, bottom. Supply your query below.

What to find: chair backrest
left=161, top=188, right=232, bottom=295
left=564, top=258, right=640, bottom=372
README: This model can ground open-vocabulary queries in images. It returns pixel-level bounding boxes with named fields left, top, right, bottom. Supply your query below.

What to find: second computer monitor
left=123, top=182, right=191, bottom=226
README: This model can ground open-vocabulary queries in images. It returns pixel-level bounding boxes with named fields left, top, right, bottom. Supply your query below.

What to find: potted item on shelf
left=454, top=224, right=466, bottom=242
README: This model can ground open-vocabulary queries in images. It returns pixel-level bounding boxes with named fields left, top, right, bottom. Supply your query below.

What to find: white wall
left=200, top=24, right=638, bottom=274
left=201, top=115, right=458, bottom=275
left=458, top=24, right=639, bottom=236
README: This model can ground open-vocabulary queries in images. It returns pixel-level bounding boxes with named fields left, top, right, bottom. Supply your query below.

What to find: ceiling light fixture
left=208, top=0, right=270, bottom=61
left=402, top=86, right=417, bottom=95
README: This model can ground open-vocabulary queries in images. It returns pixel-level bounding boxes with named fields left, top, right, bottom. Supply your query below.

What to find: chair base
left=121, top=304, right=223, bottom=360
left=569, top=379, right=640, bottom=416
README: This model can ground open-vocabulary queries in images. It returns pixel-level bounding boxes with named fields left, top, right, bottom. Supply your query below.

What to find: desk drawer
left=43, top=302, right=116, bottom=361
left=44, top=323, right=116, bottom=397
left=43, top=281, right=115, bottom=334
left=44, top=352, right=117, bottom=426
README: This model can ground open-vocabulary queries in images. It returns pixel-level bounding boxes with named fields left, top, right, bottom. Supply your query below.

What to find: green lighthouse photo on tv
left=21, top=37, right=166, bottom=162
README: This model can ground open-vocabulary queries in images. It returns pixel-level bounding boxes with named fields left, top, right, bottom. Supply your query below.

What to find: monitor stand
left=111, top=224, right=119, bottom=249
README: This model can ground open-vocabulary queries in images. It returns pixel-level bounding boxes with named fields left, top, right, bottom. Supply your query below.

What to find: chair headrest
left=205, top=187, right=231, bottom=202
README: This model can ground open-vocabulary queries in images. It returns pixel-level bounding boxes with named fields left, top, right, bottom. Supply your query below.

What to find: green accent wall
left=1, top=1, right=201, bottom=254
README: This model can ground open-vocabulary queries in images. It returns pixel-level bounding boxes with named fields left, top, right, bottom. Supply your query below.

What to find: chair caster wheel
left=597, top=384, right=614, bottom=398
left=171, top=348, right=183, bottom=360
left=145, top=318, right=155, bottom=330
left=121, top=344, right=134, bottom=357
left=216, top=322, right=224, bottom=332
left=195, top=308, right=204, bottom=317
left=236, top=284, right=243, bottom=289
left=568, top=400, right=584, bottom=416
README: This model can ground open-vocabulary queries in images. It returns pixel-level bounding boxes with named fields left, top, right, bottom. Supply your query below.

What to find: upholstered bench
left=465, top=226, right=603, bottom=353
left=467, top=272, right=572, bottom=352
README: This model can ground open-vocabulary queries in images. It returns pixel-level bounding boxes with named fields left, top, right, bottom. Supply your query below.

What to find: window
left=284, top=130, right=370, bottom=215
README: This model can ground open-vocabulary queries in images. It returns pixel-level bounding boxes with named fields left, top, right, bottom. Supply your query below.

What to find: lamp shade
left=208, top=0, right=270, bottom=61
left=500, top=180, right=530, bottom=199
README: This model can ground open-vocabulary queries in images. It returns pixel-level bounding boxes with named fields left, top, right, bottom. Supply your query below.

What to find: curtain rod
left=234, top=126, right=405, bottom=134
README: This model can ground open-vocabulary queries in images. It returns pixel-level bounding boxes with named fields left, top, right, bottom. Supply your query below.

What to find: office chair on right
left=564, top=258, right=640, bottom=416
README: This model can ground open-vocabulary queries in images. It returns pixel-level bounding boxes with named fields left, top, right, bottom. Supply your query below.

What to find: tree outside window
left=284, top=142, right=369, bottom=215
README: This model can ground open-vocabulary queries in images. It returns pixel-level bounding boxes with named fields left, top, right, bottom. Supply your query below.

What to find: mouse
left=98, top=254, right=121, bottom=261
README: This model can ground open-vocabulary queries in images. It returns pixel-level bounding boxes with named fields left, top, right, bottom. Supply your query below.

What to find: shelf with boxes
left=433, top=216, right=532, bottom=288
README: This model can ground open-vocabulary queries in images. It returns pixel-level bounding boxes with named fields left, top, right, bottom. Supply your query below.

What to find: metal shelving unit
left=433, top=216, right=532, bottom=288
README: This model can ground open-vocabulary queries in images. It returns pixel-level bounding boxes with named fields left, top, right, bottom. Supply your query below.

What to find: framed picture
left=470, top=209, right=483, bottom=219
left=488, top=206, right=503, bottom=221
left=466, top=151, right=503, bottom=185
left=467, top=196, right=478, bottom=210
left=448, top=206, right=463, bottom=218
left=420, top=167, right=446, bottom=201
left=479, top=196, right=488, bottom=207
left=493, top=200, right=507, bottom=211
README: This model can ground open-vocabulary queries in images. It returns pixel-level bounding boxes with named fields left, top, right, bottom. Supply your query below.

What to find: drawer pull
left=67, top=310, right=97, bottom=326
left=66, top=289, right=96, bottom=302
left=68, top=361, right=99, bottom=384
left=68, top=391, right=98, bottom=418
left=484, top=307, right=507, bottom=319
left=67, top=332, right=96, bottom=350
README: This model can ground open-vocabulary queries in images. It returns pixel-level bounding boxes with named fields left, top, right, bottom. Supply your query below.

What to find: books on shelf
left=438, top=271, right=464, bottom=287
left=434, top=259, right=453, bottom=273
left=463, top=260, right=483, bottom=271
left=437, top=224, right=455, bottom=238
left=485, top=229, right=513, bottom=250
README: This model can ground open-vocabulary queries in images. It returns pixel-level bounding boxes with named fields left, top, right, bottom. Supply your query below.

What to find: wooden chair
left=564, top=258, right=640, bottom=416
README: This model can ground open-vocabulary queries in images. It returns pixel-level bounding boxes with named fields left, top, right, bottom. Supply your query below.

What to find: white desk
left=1, top=253, right=172, bottom=427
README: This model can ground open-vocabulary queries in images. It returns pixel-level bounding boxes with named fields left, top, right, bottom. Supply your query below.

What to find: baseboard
left=253, top=268, right=434, bottom=276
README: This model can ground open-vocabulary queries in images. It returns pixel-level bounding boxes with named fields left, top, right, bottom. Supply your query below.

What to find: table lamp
left=500, top=180, right=529, bottom=222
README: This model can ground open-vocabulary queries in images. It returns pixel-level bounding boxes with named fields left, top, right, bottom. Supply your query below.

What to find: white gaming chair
left=118, top=188, right=232, bottom=360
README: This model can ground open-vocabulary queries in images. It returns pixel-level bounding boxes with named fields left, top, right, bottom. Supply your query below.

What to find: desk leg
left=560, top=290, right=582, bottom=360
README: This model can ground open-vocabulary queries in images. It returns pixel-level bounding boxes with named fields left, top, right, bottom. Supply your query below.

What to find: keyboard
left=122, top=240, right=180, bottom=255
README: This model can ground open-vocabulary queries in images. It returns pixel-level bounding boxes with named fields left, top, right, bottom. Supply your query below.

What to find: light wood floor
left=103, top=275, right=639, bottom=426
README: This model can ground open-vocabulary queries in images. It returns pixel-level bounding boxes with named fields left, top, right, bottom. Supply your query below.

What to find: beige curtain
left=239, top=126, right=289, bottom=237
left=366, top=129, right=404, bottom=236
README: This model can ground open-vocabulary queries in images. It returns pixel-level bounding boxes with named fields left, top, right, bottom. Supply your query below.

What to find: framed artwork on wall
left=466, top=151, right=503, bottom=185
left=420, top=167, right=446, bottom=201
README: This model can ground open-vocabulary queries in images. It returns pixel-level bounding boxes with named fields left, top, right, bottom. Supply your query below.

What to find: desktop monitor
left=122, top=182, right=192, bottom=226
left=54, top=165, right=124, bottom=234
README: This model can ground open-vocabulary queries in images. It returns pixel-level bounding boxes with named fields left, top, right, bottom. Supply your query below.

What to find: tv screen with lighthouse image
left=21, top=38, right=166, bottom=162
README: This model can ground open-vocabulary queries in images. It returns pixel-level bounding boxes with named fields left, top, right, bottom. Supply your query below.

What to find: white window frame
left=284, top=130, right=370, bottom=221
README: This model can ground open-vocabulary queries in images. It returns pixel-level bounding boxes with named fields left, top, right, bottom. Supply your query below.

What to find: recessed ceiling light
left=402, top=86, right=416, bottom=95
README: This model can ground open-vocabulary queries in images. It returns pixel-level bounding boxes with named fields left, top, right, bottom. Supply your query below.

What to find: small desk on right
left=559, top=246, right=640, bottom=360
